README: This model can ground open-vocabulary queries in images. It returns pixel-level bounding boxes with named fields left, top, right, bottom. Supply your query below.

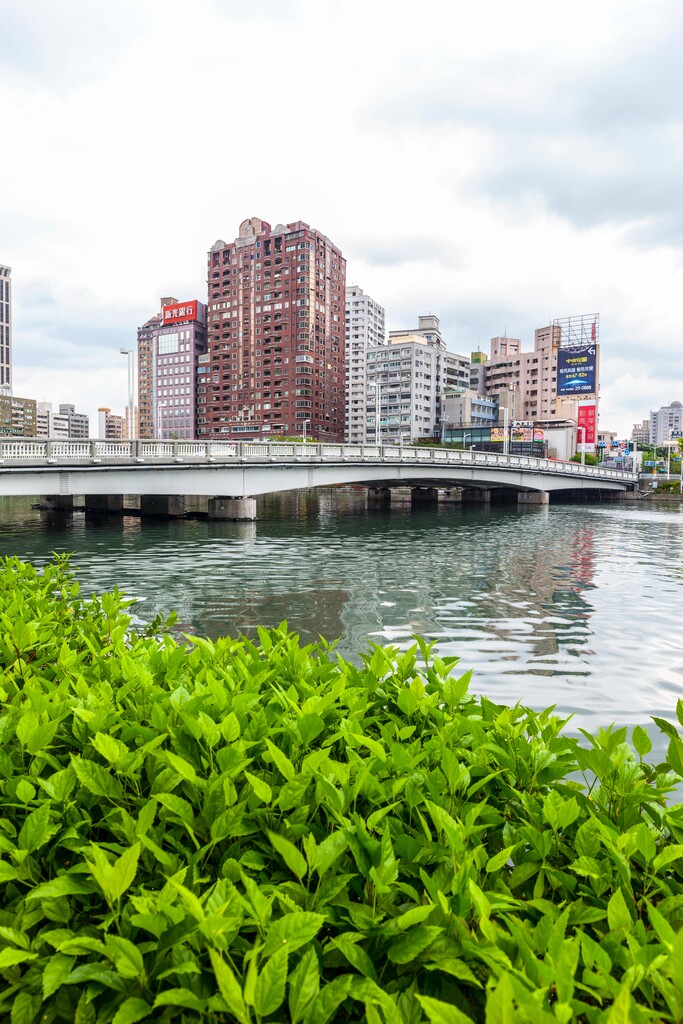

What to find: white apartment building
left=649, top=402, right=683, bottom=444
left=0, top=265, right=11, bottom=396
left=366, top=336, right=439, bottom=443
left=36, top=403, right=69, bottom=438
left=345, top=285, right=385, bottom=442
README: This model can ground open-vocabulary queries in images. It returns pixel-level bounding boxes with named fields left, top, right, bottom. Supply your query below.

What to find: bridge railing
left=0, top=439, right=636, bottom=482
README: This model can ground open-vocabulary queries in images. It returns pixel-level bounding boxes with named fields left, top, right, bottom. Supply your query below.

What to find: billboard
left=491, top=427, right=545, bottom=443
left=557, top=344, right=597, bottom=396
left=162, top=300, right=199, bottom=325
left=577, top=400, right=597, bottom=451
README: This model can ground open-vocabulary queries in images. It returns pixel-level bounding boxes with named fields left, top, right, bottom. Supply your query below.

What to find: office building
left=345, top=285, right=385, bottom=443
left=59, top=404, right=89, bottom=438
left=0, top=265, right=11, bottom=395
left=200, top=217, right=346, bottom=441
left=137, top=298, right=207, bottom=440
left=649, top=401, right=683, bottom=445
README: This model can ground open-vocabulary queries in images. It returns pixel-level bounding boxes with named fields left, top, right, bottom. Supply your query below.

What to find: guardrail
left=0, top=439, right=637, bottom=483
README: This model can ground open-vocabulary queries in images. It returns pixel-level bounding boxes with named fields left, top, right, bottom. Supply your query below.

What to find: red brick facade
left=198, top=218, right=346, bottom=441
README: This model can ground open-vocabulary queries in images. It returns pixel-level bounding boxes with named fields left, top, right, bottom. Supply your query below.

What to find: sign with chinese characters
left=557, top=345, right=597, bottom=395
left=577, top=400, right=597, bottom=451
left=162, top=300, right=199, bottom=325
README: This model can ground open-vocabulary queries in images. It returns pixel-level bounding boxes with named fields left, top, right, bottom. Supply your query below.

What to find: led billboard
left=557, top=345, right=597, bottom=396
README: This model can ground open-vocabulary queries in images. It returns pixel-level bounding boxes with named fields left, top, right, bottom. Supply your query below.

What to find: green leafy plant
left=0, top=555, right=682, bottom=1022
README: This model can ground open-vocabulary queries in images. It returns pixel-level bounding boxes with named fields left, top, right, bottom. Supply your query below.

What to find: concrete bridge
left=0, top=438, right=636, bottom=520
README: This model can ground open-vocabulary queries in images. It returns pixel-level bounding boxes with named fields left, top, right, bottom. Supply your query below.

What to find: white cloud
left=1, top=0, right=682, bottom=435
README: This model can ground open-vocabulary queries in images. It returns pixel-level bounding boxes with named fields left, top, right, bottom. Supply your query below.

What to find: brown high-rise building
left=199, top=217, right=346, bottom=441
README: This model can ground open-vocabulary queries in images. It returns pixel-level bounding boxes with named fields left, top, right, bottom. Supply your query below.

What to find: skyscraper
left=0, top=265, right=11, bottom=395
left=200, top=218, right=346, bottom=441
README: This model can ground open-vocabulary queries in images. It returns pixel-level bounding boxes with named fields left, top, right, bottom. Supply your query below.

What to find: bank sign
left=557, top=345, right=597, bottom=395
left=162, top=300, right=199, bottom=325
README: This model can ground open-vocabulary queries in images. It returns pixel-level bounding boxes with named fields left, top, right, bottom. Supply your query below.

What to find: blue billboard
left=557, top=345, right=597, bottom=396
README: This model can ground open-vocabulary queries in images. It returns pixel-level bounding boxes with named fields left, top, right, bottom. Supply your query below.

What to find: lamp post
left=156, top=400, right=166, bottom=440
left=577, top=426, right=586, bottom=465
left=120, top=348, right=135, bottom=441
left=502, top=406, right=509, bottom=456
left=302, top=419, right=310, bottom=444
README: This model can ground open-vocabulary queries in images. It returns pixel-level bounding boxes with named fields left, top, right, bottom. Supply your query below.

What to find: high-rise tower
left=200, top=218, right=346, bottom=441
left=0, top=266, right=12, bottom=396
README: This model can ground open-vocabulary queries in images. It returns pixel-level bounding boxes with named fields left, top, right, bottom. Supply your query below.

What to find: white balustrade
left=0, top=438, right=637, bottom=483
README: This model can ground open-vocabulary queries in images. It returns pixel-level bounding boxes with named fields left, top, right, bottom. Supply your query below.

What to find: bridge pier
left=461, top=488, right=491, bottom=504
left=368, top=487, right=392, bottom=505
left=140, top=494, right=186, bottom=518
left=84, top=494, right=124, bottom=514
left=208, top=496, right=257, bottom=521
left=411, top=487, right=438, bottom=505
left=39, top=495, right=74, bottom=512
left=517, top=490, right=550, bottom=506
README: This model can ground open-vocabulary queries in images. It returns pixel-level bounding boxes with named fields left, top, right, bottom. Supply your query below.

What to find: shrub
left=0, top=556, right=683, bottom=1022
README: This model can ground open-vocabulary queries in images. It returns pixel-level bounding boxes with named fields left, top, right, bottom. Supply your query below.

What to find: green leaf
left=74, top=992, right=96, bottom=1024
left=10, top=992, right=40, bottom=1024
left=244, top=770, right=272, bottom=804
left=92, top=732, right=129, bottom=766
left=416, top=994, right=473, bottom=1024
left=153, top=988, right=206, bottom=1011
left=209, top=950, right=249, bottom=1024
left=254, top=948, right=288, bottom=1017
left=289, top=948, right=319, bottom=1024
left=71, top=756, right=121, bottom=799
left=331, top=934, right=377, bottom=981
left=111, top=998, right=151, bottom=1024
left=86, top=843, right=140, bottom=905
left=42, top=952, right=76, bottom=999
left=387, top=926, right=442, bottom=964
left=486, top=845, right=518, bottom=873
left=607, top=888, right=632, bottom=931
left=653, top=844, right=683, bottom=872
left=262, top=912, right=325, bottom=957
left=632, top=725, right=652, bottom=758
left=17, top=803, right=58, bottom=853
left=267, top=829, right=307, bottom=880
left=104, top=935, right=145, bottom=979
left=265, top=738, right=295, bottom=780
left=0, top=948, right=38, bottom=968
left=667, top=736, right=683, bottom=777
left=164, top=750, right=199, bottom=785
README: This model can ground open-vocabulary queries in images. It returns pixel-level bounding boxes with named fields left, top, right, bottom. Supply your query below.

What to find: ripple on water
left=0, top=494, right=681, bottom=738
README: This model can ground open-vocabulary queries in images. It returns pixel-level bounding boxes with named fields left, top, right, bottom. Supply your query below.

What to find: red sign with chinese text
left=577, top=400, right=597, bottom=450
left=162, top=300, right=199, bottom=325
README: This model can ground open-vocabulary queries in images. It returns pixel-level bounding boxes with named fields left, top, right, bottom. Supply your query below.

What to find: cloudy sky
left=2, top=0, right=682, bottom=436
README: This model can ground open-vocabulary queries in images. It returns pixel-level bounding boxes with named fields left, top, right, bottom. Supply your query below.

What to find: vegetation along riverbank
left=1, top=556, right=682, bottom=1022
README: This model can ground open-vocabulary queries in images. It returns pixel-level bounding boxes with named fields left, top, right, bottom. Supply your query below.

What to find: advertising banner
left=557, top=345, right=597, bottom=396
left=577, top=400, right=597, bottom=452
left=491, top=427, right=545, bottom=443
left=162, top=300, right=199, bottom=325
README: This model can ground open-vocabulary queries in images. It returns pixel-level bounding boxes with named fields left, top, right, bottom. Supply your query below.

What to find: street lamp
left=302, top=419, right=310, bottom=443
left=577, top=426, right=586, bottom=466
left=156, top=399, right=166, bottom=440
left=120, top=348, right=135, bottom=440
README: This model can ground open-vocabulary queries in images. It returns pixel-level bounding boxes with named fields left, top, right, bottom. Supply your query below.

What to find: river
left=0, top=491, right=681, bottom=741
